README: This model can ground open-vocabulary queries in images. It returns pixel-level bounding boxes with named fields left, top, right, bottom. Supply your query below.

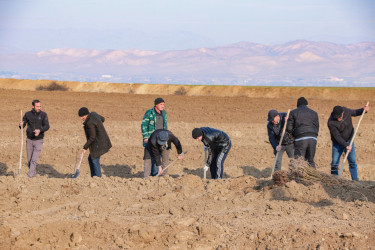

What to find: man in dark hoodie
left=19, top=100, right=50, bottom=178
left=267, top=110, right=294, bottom=171
left=287, top=97, right=319, bottom=168
left=192, top=127, right=231, bottom=179
left=327, top=104, right=369, bottom=180
left=145, top=129, right=183, bottom=177
left=78, top=107, right=112, bottom=177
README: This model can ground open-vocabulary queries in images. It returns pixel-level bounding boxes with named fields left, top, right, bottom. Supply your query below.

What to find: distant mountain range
left=1, top=40, right=374, bottom=86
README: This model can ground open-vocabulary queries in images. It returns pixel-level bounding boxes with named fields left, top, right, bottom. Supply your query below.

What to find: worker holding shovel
left=327, top=104, right=369, bottom=180
left=192, top=127, right=231, bottom=179
left=267, top=109, right=294, bottom=172
left=144, top=129, right=184, bottom=177
left=19, top=100, right=50, bottom=178
left=77, top=107, right=112, bottom=178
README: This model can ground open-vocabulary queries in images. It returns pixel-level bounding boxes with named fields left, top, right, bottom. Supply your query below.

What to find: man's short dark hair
left=32, top=100, right=40, bottom=106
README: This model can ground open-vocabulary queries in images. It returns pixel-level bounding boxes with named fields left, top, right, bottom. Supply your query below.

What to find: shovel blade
left=70, top=170, right=80, bottom=178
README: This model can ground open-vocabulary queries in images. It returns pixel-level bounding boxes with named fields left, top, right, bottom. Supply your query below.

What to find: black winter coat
left=146, top=129, right=183, bottom=166
left=287, top=105, right=319, bottom=139
left=21, top=109, right=50, bottom=140
left=327, top=107, right=364, bottom=147
left=83, top=112, right=112, bottom=159
left=201, top=127, right=231, bottom=153
left=267, top=112, right=294, bottom=151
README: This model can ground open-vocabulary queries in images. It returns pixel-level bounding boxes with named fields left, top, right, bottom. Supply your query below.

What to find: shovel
left=157, top=151, right=187, bottom=176
left=18, top=110, right=24, bottom=175
left=70, top=151, right=84, bottom=178
left=338, top=102, right=369, bottom=176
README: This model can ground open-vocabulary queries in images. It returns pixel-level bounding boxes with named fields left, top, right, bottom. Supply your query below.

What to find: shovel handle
left=18, top=110, right=23, bottom=175
left=338, top=102, right=369, bottom=176
left=270, top=109, right=290, bottom=178
left=157, top=151, right=187, bottom=176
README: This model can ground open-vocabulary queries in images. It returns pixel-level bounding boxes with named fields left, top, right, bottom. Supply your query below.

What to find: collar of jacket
left=31, top=109, right=40, bottom=114
left=83, top=113, right=91, bottom=125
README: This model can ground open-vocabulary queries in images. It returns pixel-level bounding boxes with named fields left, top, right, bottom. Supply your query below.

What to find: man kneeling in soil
left=327, top=104, right=369, bottom=180
left=145, top=129, right=183, bottom=177
left=192, top=127, right=231, bottom=179
left=78, top=107, right=112, bottom=177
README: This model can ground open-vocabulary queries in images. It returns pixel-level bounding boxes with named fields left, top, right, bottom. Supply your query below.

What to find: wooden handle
left=270, top=109, right=290, bottom=178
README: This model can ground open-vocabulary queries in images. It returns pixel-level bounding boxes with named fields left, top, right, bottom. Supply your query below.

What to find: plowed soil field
left=0, top=79, right=375, bottom=249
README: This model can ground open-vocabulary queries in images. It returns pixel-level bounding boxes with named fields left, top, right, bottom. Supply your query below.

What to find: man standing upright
left=267, top=109, right=294, bottom=171
left=19, top=100, right=50, bottom=178
left=141, top=97, right=168, bottom=177
left=78, top=107, right=112, bottom=177
left=327, top=104, right=369, bottom=180
left=287, top=97, right=319, bottom=168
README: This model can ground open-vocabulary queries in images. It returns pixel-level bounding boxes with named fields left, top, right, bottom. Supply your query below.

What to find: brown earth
left=0, top=79, right=375, bottom=249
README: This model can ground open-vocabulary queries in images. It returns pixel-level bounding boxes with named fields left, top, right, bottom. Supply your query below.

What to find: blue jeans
left=150, top=158, right=158, bottom=176
left=331, top=142, right=358, bottom=180
left=88, top=154, right=102, bottom=177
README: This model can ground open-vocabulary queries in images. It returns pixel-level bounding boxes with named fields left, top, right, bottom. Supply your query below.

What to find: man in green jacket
left=79, top=107, right=112, bottom=177
left=141, top=97, right=168, bottom=177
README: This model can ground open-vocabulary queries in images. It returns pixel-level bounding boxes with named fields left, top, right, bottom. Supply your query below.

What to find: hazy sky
left=0, top=0, right=374, bottom=51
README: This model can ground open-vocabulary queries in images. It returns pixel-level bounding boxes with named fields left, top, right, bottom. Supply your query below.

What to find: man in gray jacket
left=78, top=107, right=112, bottom=177
left=19, top=99, right=50, bottom=178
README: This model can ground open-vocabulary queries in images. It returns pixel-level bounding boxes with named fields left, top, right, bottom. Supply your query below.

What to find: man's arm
left=40, top=113, right=50, bottom=132
left=83, top=124, right=96, bottom=150
left=267, top=125, right=278, bottom=150
left=170, top=134, right=183, bottom=155
left=286, top=112, right=295, bottom=134
left=19, top=113, right=27, bottom=128
left=328, top=124, right=347, bottom=147
left=151, top=144, right=162, bottom=166
left=141, top=110, right=151, bottom=140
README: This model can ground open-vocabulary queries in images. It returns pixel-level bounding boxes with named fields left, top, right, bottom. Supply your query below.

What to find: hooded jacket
left=327, top=106, right=364, bottom=147
left=83, top=112, right=112, bottom=159
left=21, top=109, right=50, bottom=140
left=267, top=112, right=294, bottom=151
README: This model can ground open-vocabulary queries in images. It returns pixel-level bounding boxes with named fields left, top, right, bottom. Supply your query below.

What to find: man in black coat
left=145, top=129, right=183, bottom=177
left=78, top=107, right=112, bottom=177
left=192, top=127, right=231, bottom=179
left=19, top=99, right=50, bottom=178
left=267, top=110, right=294, bottom=171
left=287, top=97, right=319, bottom=168
left=327, top=104, right=369, bottom=180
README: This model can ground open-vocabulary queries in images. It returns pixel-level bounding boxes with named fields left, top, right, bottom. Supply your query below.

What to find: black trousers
left=294, top=138, right=317, bottom=168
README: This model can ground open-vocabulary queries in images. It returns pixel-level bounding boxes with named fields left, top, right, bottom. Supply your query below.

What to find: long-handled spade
left=203, top=146, right=209, bottom=179
left=18, top=110, right=23, bottom=176
left=156, top=151, right=188, bottom=177
left=70, top=150, right=84, bottom=178
left=338, top=102, right=369, bottom=177
left=270, top=109, right=290, bottom=178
